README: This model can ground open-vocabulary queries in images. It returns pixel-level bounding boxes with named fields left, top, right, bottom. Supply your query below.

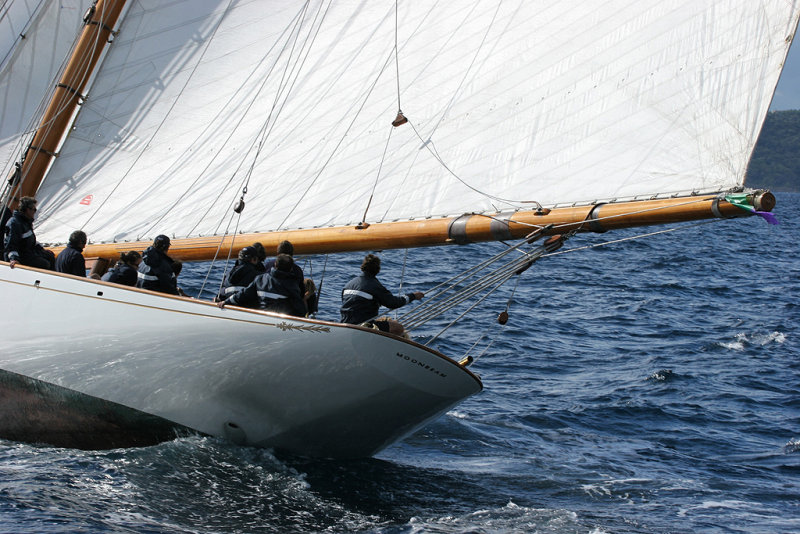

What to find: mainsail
left=14, top=0, right=796, bottom=256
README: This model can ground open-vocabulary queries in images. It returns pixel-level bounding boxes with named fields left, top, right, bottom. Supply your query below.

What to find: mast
left=6, top=0, right=128, bottom=202
left=70, top=191, right=774, bottom=262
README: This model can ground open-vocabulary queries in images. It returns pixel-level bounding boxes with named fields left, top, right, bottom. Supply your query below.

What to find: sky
left=771, top=39, right=799, bottom=110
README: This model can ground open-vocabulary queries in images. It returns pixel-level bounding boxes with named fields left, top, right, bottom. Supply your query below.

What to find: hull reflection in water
left=0, top=263, right=482, bottom=458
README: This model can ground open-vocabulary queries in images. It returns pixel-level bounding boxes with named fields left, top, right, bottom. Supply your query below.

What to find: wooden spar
left=6, top=0, right=128, bottom=202
left=68, top=191, right=775, bottom=262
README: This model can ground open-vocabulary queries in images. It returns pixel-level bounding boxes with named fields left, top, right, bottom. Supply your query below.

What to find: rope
left=197, top=200, right=246, bottom=298
left=401, top=236, right=554, bottom=332
left=395, top=248, right=408, bottom=319
left=312, top=254, right=329, bottom=318
left=394, top=0, right=401, bottom=111
left=544, top=219, right=720, bottom=259
left=399, top=227, right=550, bottom=325
left=425, top=275, right=507, bottom=345
left=360, top=126, right=394, bottom=225
left=181, top=1, right=329, bottom=238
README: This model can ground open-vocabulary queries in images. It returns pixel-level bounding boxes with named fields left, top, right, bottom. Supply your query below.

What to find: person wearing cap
left=218, top=253, right=305, bottom=316
left=340, top=253, right=423, bottom=332
left=136, top=234, right=178, bottom=294
left=216, top=246, right=260, bottom=301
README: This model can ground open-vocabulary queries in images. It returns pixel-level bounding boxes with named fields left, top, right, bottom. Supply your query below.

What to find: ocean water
left=1, top=193, right=798, bottom=533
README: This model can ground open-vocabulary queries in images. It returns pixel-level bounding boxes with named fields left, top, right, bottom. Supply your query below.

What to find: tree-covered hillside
left=746, top=110, right=800, bottom=192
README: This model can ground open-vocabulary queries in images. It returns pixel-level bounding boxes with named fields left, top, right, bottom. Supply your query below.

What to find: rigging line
left=1, top=24, right=75, bottom=204
left=198, top=0, right=335, bottom=241
left=0, top=0, right=50, bottom=70
left=470, top=336, right=497, bottom=363
left=197, top=203, right=244, bottom=299
left=403, top=247, right=543, bottom=329
left=462, top=320, right=498, bottom=360
left=459, top=277, right=520, bottom=360
left=400, top=228, right=548, bottom=316
left=407, top=119, right=540, bottom=209
left=403, top=255, right=535, bottom=330
left=424, top=276, right=506, bottom=345
left=242, top=0, right=334, bottom=177
left=80, top=0, right=240, bottom=235
left=400, top=249, right=530, bottom=326
left=461, top=278, right=518, bottom=361
left=155, top=1, right=317, bottom=238
left=313, top=253, right=329, bottom=318
left=544, top=219, right=721, bottom=259
left=237, top=0, right=325, bottom=191
left=402, top=234, right=556, bottom=327
left=186, top=0, right=331, bottom=237
left=407, top=238, right=520, bottom=297
left=15, top=5, right=100, bottom=196
left=394, top=0, right=400, bottom=111
left=395, top=247, right=408, bottom=319
left=276, top=46, right=397, bottom=230
left=400, top=249, right=527, bottom=325
left=196, top=0, right=328, bottom=277
left=184, top=2, right=325, bottom=238
left=360, top=125, right=394, bottom=225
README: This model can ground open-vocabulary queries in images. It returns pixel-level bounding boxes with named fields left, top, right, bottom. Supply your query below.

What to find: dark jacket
left=340, top=273, right=418, bottom=324
left=101, top=262, right=138, bottom=286
left=55, top=244, right=86, bottom=276
left=264, top=257, right=314, bottom=314
left=4, top=209, right=36, bottom=262
left=0, top=206, right=11, bottom=258
left=227, top=267, right=305, bottom=317
left=218, top=260, right=260, bottom=301
left=136, top=246, right=177, bottom=294
left=3, top=209, right=53, bottom=268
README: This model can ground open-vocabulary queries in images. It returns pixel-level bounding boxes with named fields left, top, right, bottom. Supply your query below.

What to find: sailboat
left=0, top=0, right=796, bottom=458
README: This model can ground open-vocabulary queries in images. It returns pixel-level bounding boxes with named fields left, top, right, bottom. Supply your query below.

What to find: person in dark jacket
left=217, top=246, right=260, bottom=301
left=136, top=234, right=177, bottom=294
left=264, top=240, right=316, bottom=315
left=251, top=242, right=267, bottom=273
left=101, top=251, right=141, bottom=286
left=340, top=253, right=423, bottom=329
left=218, top=254, right=305, bottom=316
left=55, top=230, right=87, bottom=276
left=4, top=196, right=54, bottom=269
left=0, top=204, right=12, bottom=259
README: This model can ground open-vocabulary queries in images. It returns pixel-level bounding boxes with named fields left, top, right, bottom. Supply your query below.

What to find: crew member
left=340, top=253, right=423, bottom=332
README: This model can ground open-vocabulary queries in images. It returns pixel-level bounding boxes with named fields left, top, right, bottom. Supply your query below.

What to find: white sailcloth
left=0, top=0, right=82, bottom=181
left=30, top=0, right=799, bottom=246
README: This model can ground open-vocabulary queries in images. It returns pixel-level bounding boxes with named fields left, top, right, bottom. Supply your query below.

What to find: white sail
left=30, top=0, right=798, bottom=247
left=0, top=0, right=82, bottom=181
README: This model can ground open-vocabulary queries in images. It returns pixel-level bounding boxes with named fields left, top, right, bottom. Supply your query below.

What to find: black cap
left=153, top=234, right=171, bottom=249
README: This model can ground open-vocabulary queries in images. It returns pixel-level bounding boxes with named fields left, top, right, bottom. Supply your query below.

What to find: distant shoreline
left=747, top=110, right=800, bottom=192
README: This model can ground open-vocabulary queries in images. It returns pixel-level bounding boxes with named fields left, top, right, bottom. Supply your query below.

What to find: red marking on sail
left=80, top=195, right=93, bottom=205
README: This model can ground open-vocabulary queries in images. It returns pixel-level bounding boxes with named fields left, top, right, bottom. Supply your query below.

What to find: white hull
left=0, top=264, right=482, bottom=458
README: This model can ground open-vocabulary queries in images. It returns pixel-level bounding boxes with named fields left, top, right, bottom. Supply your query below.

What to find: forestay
left=31, top=0, right=799, bottom=246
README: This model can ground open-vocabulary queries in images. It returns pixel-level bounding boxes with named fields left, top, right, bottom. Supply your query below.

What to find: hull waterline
left=0, top=263, right=482, bottom=458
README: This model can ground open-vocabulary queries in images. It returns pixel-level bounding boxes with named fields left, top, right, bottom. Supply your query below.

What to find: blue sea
left=1, top=193, right=798, bottom=533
